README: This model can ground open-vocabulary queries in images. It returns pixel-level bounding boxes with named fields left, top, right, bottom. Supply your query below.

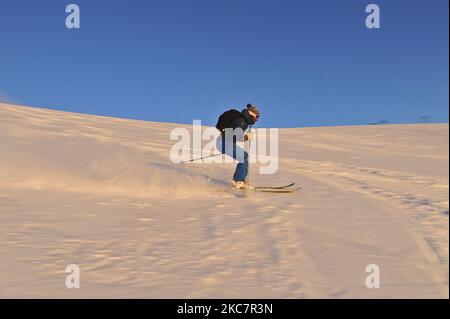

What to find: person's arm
left=230, top=118, right=248, bottom=142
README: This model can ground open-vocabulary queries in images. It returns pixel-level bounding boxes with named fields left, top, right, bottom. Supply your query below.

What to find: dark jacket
left=221, top=109, right=255, bottom=143
left=228, top=109, right=256, bottom=132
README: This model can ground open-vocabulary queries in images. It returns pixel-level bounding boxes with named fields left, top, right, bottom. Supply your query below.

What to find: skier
left=215, top=103, right=260, bottom=189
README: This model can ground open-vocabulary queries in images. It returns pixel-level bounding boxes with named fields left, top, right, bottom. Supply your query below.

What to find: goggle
left=248, top=110, right=260, bottom=120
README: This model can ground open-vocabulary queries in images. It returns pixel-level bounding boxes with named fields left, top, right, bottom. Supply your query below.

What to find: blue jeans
left=216, top=138, right=248, bottom=182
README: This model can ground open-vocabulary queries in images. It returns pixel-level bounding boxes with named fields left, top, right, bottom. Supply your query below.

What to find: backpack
left=215, top=109, right=242, bottom=132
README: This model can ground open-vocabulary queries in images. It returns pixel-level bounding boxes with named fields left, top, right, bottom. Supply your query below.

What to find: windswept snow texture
left=0, top=103, right=448, bottom=298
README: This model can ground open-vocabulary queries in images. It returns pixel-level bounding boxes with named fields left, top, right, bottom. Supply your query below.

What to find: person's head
left=246, top=103, right=260, bottom=123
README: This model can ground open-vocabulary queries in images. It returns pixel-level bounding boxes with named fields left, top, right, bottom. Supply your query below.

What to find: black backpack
left=215, top=109, right=242, bottom=132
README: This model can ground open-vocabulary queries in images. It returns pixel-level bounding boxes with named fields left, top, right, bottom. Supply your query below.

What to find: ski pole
left=180, top=153, right=222, bottom=164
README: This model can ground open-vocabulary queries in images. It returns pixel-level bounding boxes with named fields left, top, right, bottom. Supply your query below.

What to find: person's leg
left=233, top=161, right=248, bottom=182
left=232, top=145, right=248, bottom=182
left=217, top=137, right=249, bottom=182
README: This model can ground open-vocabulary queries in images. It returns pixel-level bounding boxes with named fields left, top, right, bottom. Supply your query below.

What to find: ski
left=254, top=182, right=295, bottom=190
left=253, top=186, right=302, bottom=193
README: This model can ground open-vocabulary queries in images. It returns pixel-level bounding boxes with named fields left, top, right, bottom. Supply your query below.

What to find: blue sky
left=0, top=0, right=448, bottom=127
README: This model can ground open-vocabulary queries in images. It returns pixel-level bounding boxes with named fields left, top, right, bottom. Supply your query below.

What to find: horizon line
left=1, top=101, right=448, bottom=129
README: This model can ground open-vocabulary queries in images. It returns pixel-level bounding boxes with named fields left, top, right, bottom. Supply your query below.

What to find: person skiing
left=215, top=103, right=260, bottom=189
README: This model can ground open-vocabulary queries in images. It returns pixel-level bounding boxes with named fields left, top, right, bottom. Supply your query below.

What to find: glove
left=245, top=132, right=254, bottom=140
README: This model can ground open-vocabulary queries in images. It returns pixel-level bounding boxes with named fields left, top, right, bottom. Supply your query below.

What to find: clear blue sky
left=0, top=0, right=448, bottom=127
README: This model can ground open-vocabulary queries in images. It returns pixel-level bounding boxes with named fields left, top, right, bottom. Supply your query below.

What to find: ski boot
left=231, top=180, right=254, bottom=190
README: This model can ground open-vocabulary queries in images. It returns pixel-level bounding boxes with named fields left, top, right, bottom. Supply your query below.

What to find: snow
left=0, top=102, right=448, bottom=298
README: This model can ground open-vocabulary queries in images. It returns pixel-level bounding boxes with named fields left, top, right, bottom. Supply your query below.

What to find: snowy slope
left=0, top=103, right=448, bottom=298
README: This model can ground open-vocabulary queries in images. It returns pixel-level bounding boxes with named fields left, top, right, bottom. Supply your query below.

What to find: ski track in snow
left=292, top=159, right=448, bottom=264
left=0, top=103, right=448, bottom=298
left=285, top=160, right=448, bottom=296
